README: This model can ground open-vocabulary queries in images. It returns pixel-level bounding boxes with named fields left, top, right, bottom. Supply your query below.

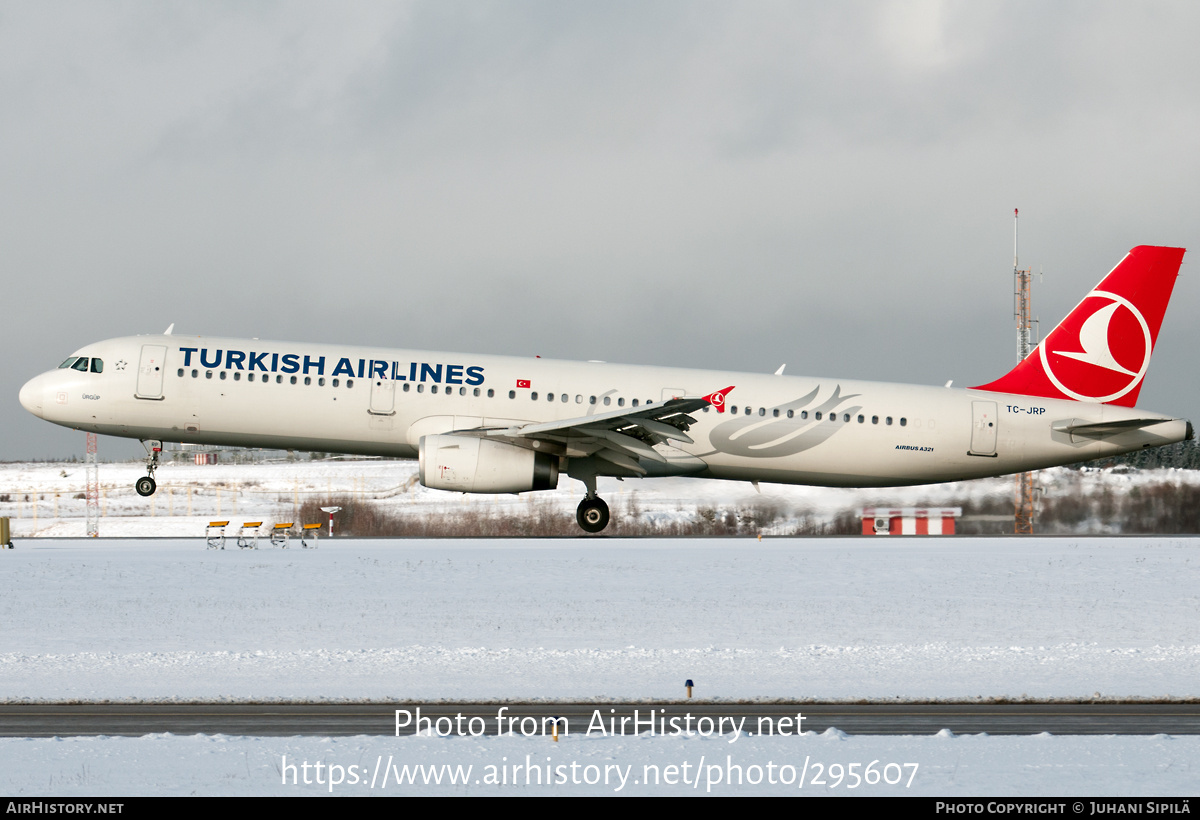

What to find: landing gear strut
left=576, top=497, right=610, bottom=533
left=136, top=440, right=161, bottom=497
left=570, top=468, right=612, bottom=533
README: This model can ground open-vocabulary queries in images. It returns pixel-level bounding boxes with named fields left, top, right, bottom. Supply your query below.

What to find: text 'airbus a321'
left=19, top=245, right=1190, bottom=533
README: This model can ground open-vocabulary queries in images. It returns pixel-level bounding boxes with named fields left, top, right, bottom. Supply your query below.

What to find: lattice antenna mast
left=1014, top=208, right=1035, bottom=361
left=85, top=432, right=99, bottom=538
left=1012, top=208, right=1038, bottom=535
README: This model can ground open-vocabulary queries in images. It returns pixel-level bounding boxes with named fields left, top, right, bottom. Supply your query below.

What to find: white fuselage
left=18, top=334, right=1189, bottom=488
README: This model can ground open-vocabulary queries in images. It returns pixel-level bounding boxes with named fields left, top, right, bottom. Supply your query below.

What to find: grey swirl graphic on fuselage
left=706, top=384, right=863, bottom=458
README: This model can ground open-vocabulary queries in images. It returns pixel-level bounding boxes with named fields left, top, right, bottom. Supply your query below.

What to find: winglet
left=702, top=385, right=735, bottom=413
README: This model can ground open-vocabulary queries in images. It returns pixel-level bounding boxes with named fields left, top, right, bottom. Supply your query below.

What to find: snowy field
left=3, top=460, right=1200, bottom=795
left=2, top=533, right=1200, bottom=795
left=2, top=456, right=1194, bottom=537
left=4, top=538, right=1200, bottom=701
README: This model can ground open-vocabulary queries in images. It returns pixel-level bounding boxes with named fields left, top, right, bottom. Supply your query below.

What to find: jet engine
left=418, top=434, right=559, bottom=493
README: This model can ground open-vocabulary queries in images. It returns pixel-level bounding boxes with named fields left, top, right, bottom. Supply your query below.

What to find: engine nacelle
left=419, top=434, right=559, bottom=493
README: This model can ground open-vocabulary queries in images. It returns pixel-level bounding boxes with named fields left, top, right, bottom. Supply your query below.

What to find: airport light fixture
left=320, top=506, right=342, bottom=538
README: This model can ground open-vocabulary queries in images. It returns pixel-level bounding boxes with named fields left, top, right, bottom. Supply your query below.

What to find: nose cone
left=19, top=374, right=45, bottom=418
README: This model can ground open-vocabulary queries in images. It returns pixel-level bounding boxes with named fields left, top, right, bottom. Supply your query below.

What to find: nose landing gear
left=136, top=440, right=161, bottom=497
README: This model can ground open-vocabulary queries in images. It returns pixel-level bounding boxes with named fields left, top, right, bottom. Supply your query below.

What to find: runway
left=4, top=702, right=1200, bottom=737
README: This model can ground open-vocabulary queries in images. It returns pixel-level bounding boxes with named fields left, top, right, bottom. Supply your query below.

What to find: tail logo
left=1041, top=290, right=1152, bottom=403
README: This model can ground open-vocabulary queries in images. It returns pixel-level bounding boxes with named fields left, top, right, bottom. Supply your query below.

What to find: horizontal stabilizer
left=1052, top=417, right=1173, bottom=440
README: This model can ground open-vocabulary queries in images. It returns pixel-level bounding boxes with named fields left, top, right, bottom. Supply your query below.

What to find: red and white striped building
left=859, top=507, right=961, bottom=536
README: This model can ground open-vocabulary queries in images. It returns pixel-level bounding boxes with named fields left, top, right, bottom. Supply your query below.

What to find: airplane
left=18, top=245, right=1191, bottom=533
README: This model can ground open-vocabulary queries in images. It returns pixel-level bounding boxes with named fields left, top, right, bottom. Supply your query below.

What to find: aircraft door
left=369, top=379, right=395, bottom=415
left=970, top=400, right=998, bottom=456
left=135, top=345, right=167, bottom=400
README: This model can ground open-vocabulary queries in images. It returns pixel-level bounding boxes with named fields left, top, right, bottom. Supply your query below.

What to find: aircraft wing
left=452, top=387, right=733, bottom=476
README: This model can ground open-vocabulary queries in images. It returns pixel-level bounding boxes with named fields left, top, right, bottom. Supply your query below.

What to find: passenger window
left=589, top=396, right=596, bottom=405
left=531, top=391, right=538, bottom=400
left=603, top=396, right=611, bottom=406
left=561, top=393, right=568, bottom=403
left=872, top=415, right=878, bottom=424
left=290, top=376, right=297, bottom=385
left=857, top=414, right=864, bottom=423
left=90, top=358, right=103, bottom=373
left=473, top=388, right=480, bottom=397
left=618, top=398, right=625, bottom=407
left=304, top=376, right=311, bottom=385
left=247, top=373, right=254, bottom=382
left=900, top=417, right=907, bottom=427
left=431, top=385, right=439, bottom=394
left=415, top=383, right=422, bottom=393
left=801, top=411, right=808, bottom=419
left=347, top=380, right=354, bottom=388
left=886, top=416, right=893, bottom=425
left=402, top=382, right=409, bottom=391
left=234, top=373, right=241, bottom=381
left=460, top=387, right=467, bottom=396
left=773, top=409, right=779, bottom=417
left=508, top=390, right=515, bottom=399
left=815, top=412, right=822, bottom=420
left=575, top=395, right=582, bottom=404
left=219, top=371, right=227, bottom=380
left=207, top=371, right=214, bottom=379
left=843, top=413, right=850, bottom=422
left=632, top=399, right=639, bottom=407
left=547, top=393, right=554, bottom=402
left=177, top=369, right=184, bottom=377
left=320, top=378, right=327, bottom=387
left=759, top=408, right=766, bottom=417
left=787, top=410, right=794, bottom=418
left=274, top=375, right=281, bottom=383
left=730, top=405, right=737, bottom=414
left=334, top=378, right=340, bottom=387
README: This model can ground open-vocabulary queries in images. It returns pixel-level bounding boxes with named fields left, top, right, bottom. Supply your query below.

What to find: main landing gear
left=136, top=440, right=161, bottom=497
left=576, top=496, right=610, bottom=534
left=574, top=471, right=610, bottom=533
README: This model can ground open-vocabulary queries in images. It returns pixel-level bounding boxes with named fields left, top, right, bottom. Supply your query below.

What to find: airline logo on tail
left=1041, top=290, right=1151, bottom=402
left=973, top=245, right=1184, bottom=407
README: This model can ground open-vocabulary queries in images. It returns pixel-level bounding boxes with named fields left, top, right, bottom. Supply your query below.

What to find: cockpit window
left=90, top=358, right=103, bottom=373
left=71, top=358, right=90, bottom=372
left=58, top=357, right=79, bottom=369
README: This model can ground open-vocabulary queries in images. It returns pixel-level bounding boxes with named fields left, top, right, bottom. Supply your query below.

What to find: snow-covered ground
left=2, top=461, right=1199, bottom=795
left=6, top=732, right=1200, bottom=796
left=2, top=535, right=1200, bottom=795
left=4, top=538, right=1200, bottom=701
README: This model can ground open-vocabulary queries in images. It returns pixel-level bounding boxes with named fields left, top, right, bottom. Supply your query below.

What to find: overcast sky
left=4, top=1, right=1199, bottom=460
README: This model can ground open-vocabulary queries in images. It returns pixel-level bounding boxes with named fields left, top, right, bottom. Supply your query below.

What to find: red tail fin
left=972, top=245, right=1185, bottom=407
